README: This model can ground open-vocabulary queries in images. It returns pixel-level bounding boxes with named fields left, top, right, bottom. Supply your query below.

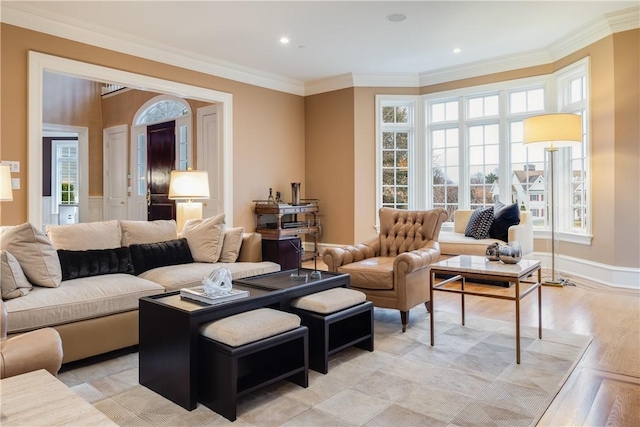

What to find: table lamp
left=523, top=113, right=582, bottom=286
left=168, top=169, right=210, bottom=232
left=0, top=165, right=13, bottom=202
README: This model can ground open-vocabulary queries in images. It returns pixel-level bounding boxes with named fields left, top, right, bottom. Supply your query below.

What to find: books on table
left=180, top=286, right=249, bottom=305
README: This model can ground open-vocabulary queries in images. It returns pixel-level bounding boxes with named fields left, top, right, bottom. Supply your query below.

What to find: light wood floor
left=304, top=260, right=640, bottom=426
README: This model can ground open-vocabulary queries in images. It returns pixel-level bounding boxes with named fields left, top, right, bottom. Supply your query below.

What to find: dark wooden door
left=147, top=121, right=176, bottom=221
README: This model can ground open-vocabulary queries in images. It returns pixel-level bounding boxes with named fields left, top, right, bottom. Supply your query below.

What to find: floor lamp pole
left=546, top=147, right=563, bottom=286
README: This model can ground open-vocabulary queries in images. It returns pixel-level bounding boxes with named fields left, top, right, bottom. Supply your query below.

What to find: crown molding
left=1, top=2, right=306, bottom=96
left=352, top=73, right=421, bottom=88
left=3, top=3, right=638, bottom=96
left=419, top=6, right=639, bottom=88
left=419, top=49, right=553, bottom=87
left=549, top=6, right=640, bottom=62
left=304, top=74, right=354, bottom=96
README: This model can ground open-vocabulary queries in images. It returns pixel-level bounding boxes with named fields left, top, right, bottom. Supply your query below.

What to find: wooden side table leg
left=430, top=270, right=435, bottom=346
left=515, top=279, right=521, bottom=364
left=461, top=276, right=466, bottom=326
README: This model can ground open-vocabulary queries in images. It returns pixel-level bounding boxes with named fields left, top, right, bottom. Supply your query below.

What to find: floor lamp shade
left=522, top=113, right=582, bottom=285
left=0, top=165, right=13, bottom=201
left=168, top=170, right=210, bottom=232
left=522, top=113, right=582, bottom=148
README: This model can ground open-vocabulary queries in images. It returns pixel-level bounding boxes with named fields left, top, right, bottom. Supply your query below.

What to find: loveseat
left=0, top=216, right=279, bottom=363
left=438, top=208, right=533, bottom=258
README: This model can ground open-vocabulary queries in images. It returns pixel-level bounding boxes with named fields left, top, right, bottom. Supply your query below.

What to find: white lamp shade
left=523, top=113, right=583, bottom=148
left=168, top=170, right=210, bottom=200
left=0, top=165, right=13, bottom=202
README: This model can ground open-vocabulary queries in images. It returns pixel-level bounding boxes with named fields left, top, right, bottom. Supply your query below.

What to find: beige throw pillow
left=0, top=222, right=62, bottom=288
left=120, top=220, right=178, bottom=246
left=1, top=250, right=33, bottom=299
left=182, top=214, right=225, bottom=263
left=218, top=227, right=245, bottom=263
left=46, top=220, right=121, bottom=250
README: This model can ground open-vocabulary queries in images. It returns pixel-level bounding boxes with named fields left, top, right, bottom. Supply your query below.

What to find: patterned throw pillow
left=464, top=206, right=494, bottom=239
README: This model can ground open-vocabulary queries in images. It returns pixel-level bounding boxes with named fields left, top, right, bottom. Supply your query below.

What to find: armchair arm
left=323, top=237, right=379, bottom=271
left=508, top=212, right=533, bottom=256
left=0, top=328, right=63, bottom=379
left=394, top=240, right=441, bottom=275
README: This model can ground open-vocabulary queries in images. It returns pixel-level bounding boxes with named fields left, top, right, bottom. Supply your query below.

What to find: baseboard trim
left=531, top=252, right=639, bottom=290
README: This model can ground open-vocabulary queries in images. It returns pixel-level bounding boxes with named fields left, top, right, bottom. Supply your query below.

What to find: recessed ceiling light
left=386, top=13, right=407, bottom=22
left=280, top=37, right=290, bottom=44
left=453, top=48, right=462, bottom=54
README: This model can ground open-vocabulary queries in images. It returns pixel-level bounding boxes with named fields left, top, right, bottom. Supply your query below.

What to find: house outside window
left=375, top=58, right=591, bottom=243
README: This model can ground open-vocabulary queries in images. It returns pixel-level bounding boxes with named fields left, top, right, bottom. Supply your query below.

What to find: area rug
left=59, top=306, right=592, bottom=426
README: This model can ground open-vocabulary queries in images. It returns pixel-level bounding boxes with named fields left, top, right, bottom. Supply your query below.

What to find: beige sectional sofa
left=438, top=209, right=533, bottom=258
left=0, top=217, right=279, bottom=363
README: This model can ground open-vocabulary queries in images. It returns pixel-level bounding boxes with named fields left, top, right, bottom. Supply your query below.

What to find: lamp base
left=290, top=271, right=308, bottom=282
left=176, top=202, right=203, bottom=233
left=310, top=270, right=322, bottom=279
left=541, top=277, right=571, bottom=287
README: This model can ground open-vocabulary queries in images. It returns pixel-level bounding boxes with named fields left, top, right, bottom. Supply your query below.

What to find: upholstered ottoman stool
left=198, top=308, right=308, bottom=421
left=289, top=287, right=374, bottom=374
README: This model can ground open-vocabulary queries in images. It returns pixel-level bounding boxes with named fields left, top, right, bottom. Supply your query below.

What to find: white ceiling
left=3, top=1, right=638, bottom=94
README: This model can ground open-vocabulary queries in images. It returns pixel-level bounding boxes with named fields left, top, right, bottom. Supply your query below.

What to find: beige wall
left=305, top=89, right=355, bottom=244
left=0, top=24, right=305, bottom=230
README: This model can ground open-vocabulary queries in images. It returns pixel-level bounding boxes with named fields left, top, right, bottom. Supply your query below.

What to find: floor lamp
left=523, top=113, right=582, bottom=286
left=168, top=169, right=210, bottom=233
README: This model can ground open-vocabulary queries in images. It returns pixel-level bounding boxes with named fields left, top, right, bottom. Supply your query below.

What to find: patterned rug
left=59, top=307, right=592, bottom=426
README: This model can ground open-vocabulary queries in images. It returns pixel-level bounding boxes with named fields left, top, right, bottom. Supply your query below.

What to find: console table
left=139, top=268, right=349, bottom=410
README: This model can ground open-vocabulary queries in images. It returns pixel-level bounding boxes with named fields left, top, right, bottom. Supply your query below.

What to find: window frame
left=375, top=60, right=592, bottom=245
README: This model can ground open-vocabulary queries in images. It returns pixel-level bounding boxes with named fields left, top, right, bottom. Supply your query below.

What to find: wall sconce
left=168, top=169, right=210, bottom=232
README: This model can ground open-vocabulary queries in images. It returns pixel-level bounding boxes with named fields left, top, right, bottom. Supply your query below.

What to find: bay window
left=376, top=58, right=590, bottom=242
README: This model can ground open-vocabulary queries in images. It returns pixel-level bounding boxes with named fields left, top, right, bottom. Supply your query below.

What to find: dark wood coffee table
left=139, top=268, right=349, bottom=410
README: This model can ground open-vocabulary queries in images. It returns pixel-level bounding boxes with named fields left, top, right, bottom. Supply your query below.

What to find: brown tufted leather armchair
left=0, top=300, right=63, bottom=379
left=323, top=207, right=448, bottom=331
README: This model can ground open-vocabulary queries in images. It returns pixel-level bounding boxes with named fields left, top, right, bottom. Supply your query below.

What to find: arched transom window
left=136, top=99, right=189, bottom=125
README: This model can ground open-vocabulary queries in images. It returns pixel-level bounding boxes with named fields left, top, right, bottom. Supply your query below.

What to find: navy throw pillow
left=58, top=247, right=134, bottom=281
left=464, top=206, right=494, bottom=239
left=128, top=238, right=194, bottom=275
left=489, top=201, right=520, bottom=242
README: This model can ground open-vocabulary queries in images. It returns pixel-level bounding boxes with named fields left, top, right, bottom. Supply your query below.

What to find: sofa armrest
left=237, top=233, right=263, bottom=262
left=394, top=240, right=441, bottom=274
left=508, top=211, right=533, bottom=256
left=0, top=328, right=63, bottom=379
left=322, top=237, right=379, bottom=271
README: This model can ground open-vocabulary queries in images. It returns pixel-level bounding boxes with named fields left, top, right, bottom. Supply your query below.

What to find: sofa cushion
left=489, top=202, right=520, bottom=242
left=464, top=206, right=494, bottom=239
left=46, top=220, right=121, bottom=250
left=2, top=274, right=164, bottom=333
left=218, top=227, right=245, bottom=263
left=182, top=214, right=225, bottom=263
left=129, top=238, right=193, bottom=275
left=439, top=231, right=504, bottom=256
left=139, top=261, right=281, bottom=292
left=337, top=257, right=395, bottom=290
left=57, top=247, right=135, bottom=281
left=0, top=222, right=62, bottom=288
left=120, top=220, right=177, bottom=246
left=1, top=251, right=32, bottom=300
